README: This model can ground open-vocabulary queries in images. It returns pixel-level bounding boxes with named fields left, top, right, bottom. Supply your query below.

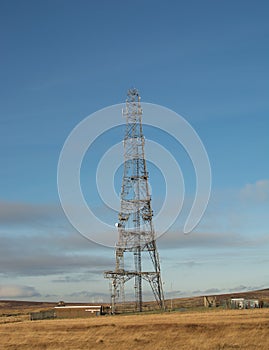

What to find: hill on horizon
left=1, top=287, right=269, bottom=315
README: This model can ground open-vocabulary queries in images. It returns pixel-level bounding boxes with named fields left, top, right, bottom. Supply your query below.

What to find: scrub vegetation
left=1, top=308, right=269, bottom=350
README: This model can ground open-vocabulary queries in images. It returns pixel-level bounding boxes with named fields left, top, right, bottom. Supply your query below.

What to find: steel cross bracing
left=104, top=88, right=165, bottom=313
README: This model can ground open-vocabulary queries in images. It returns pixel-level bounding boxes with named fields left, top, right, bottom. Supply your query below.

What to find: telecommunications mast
left=104, top=88, right=165, bottom=313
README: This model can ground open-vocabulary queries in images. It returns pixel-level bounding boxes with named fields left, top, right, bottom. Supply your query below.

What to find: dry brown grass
left=1, top=308, right=269, bottom=350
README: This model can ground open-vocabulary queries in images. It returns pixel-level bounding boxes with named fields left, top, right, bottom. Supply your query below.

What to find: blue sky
left=0, top=0, right=268, bottom=302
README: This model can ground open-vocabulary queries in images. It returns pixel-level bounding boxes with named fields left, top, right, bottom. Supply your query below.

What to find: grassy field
left=1, top=308, right=269, bottom=350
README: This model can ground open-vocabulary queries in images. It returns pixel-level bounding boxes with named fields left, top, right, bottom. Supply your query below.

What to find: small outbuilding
left=231, top=298, right=245, bottom=309
left=54, top=305, right=103, bottom=318
left=230, top=298, right=259, bottom=309
left=243, top=299, right=259, bottom=309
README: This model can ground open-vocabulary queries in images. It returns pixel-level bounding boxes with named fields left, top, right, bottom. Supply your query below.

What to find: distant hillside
left=165, top=288, right=269, bottom=309
left=1, top=288, right=268, bottom=315
left=0, top=300, right=91, bottom=316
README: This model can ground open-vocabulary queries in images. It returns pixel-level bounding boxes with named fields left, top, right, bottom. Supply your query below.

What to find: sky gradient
left=0, top=0, right=268, bottom=302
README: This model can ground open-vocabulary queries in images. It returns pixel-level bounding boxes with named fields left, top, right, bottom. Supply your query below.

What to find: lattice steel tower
left=104, top=88, right=165, bottom=313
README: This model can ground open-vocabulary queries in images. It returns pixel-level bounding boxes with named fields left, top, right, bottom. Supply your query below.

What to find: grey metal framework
left=104, top=88, right=165, bottom=313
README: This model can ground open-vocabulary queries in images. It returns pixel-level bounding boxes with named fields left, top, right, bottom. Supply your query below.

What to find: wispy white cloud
left=169, top=285, right=267, bottom=299
left=174, top=260, right=202, bottom=268
left=64, top=290, right=109, bottom=303
left=0, top=285, right=40, bottom=298
left=0, top=231, right=113, bottom=277
left=240, top=179, right=269, bottom=202
left=0, top=200, right=61, bottom=225
left=157, top=230, right=267, bottom=250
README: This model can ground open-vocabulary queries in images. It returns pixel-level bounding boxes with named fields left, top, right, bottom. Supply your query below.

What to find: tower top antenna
left=127, top=88, right=140, bottom=101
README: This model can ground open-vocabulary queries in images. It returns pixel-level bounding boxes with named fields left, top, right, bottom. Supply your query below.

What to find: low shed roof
left=55, top=305, right=102, bottom=309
